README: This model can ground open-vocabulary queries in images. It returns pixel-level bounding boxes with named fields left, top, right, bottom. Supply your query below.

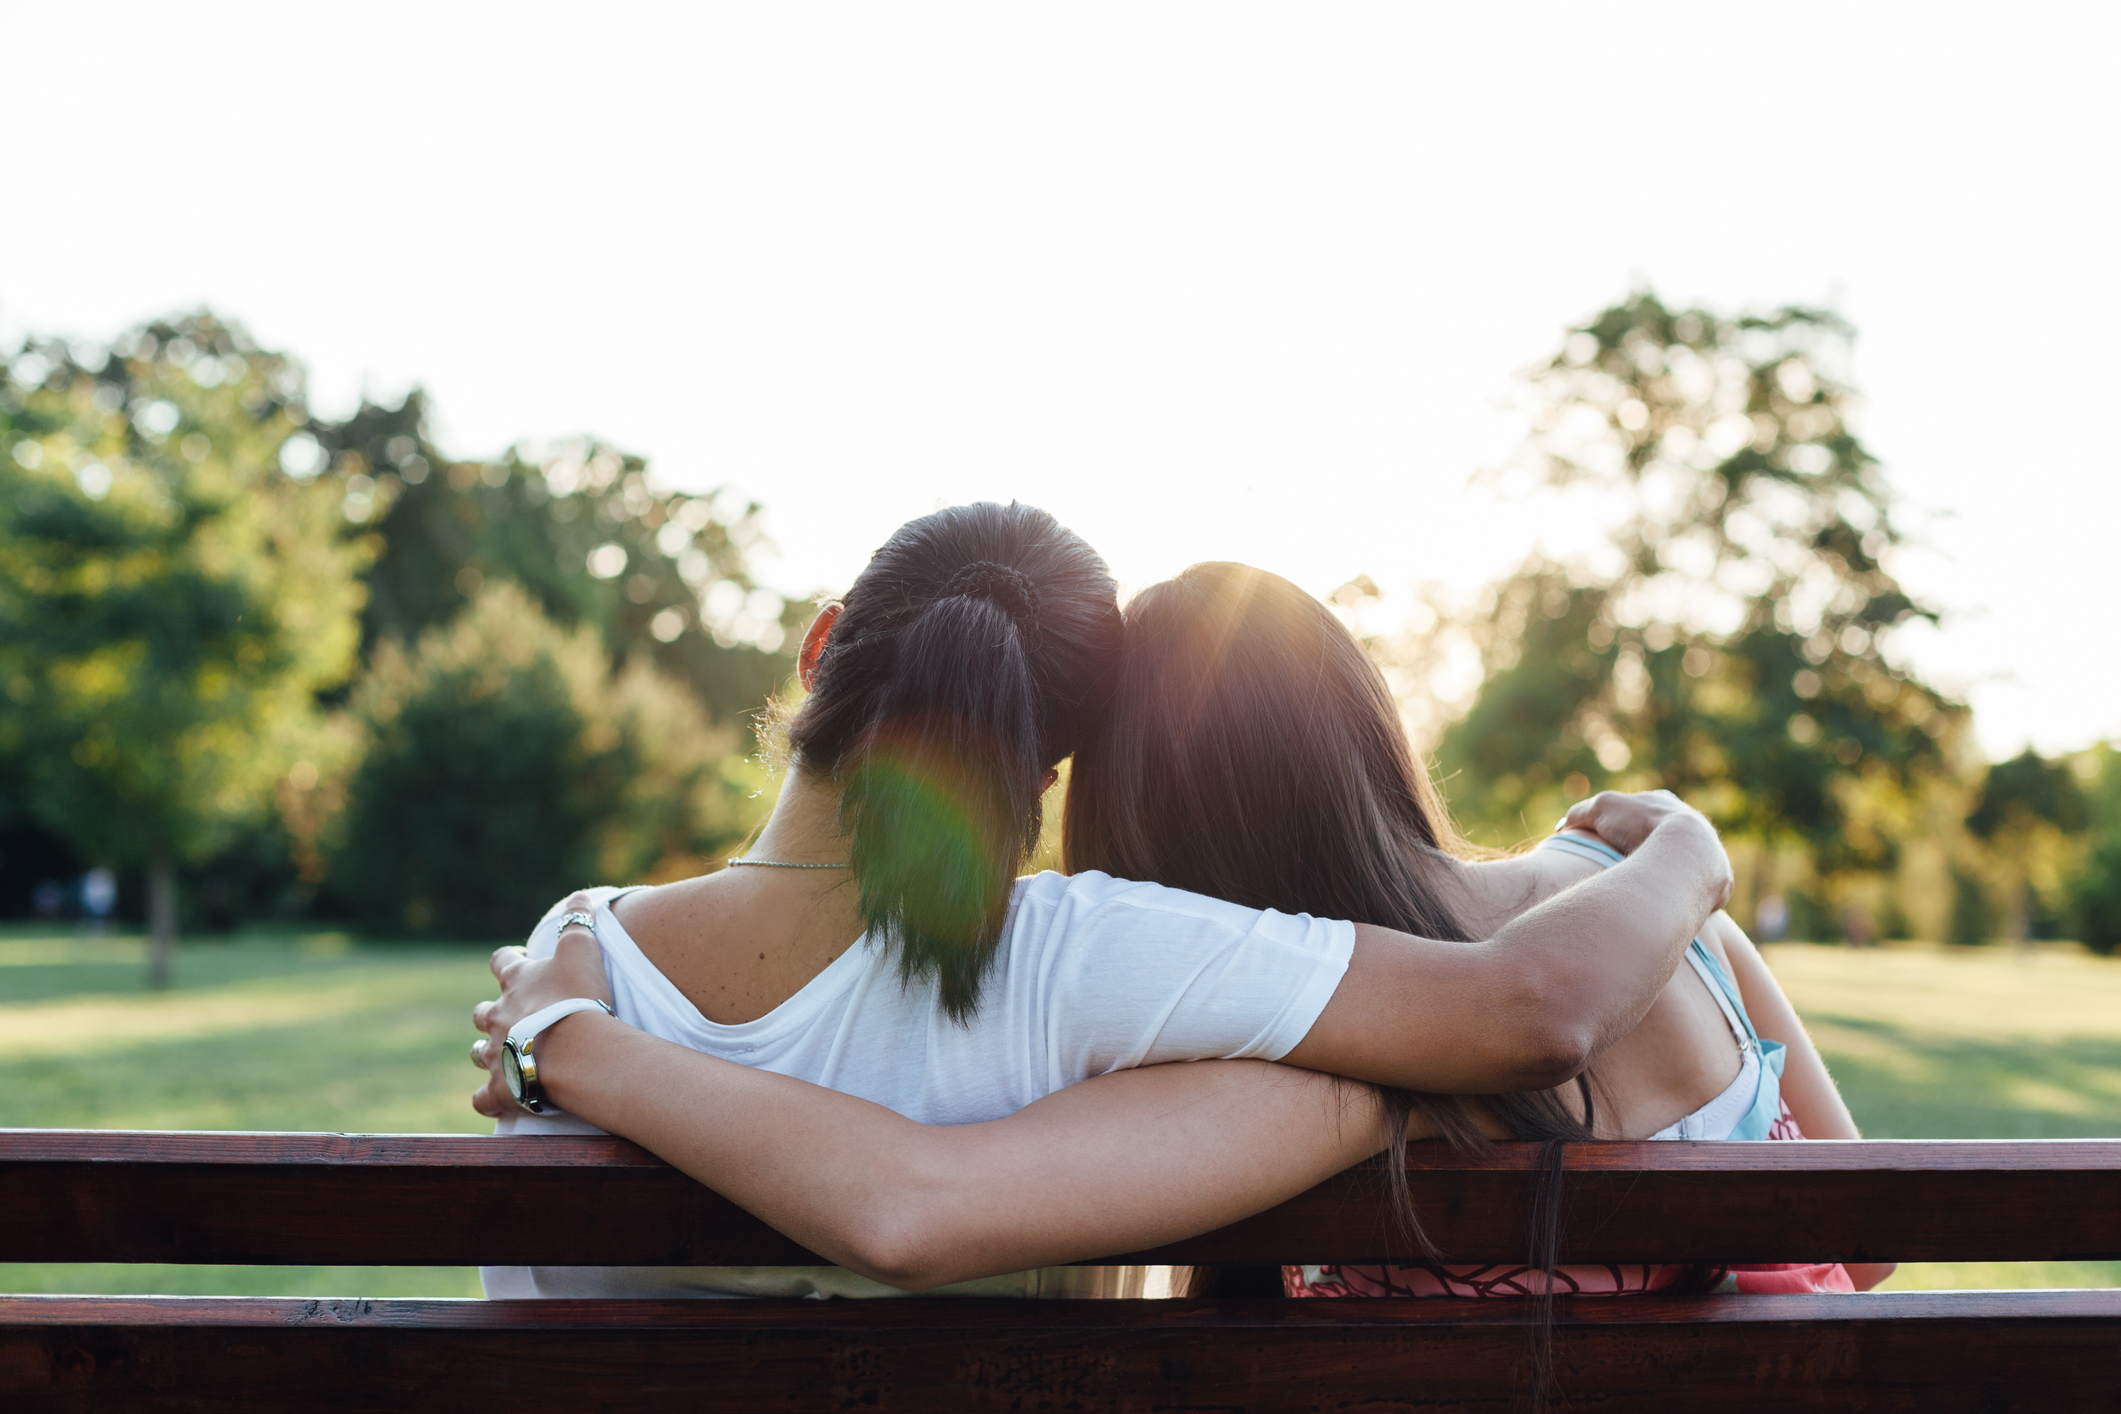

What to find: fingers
left=549, top=928, right=616, bottom=1007
left=471, top=893, right=601, bottom=1124
left=471, top=1018, right=511, bottom=1118
left=471, top=1030, right=506, bottom=1116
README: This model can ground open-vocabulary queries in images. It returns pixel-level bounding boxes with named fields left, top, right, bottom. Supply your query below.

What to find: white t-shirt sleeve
left=1015, top=871, right=1356, bottom=1079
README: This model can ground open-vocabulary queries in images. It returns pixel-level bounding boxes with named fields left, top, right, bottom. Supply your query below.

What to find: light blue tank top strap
left=1535, top=834, right=1787, bottom=1140
left=1539, top=831, right=1628, bottom=869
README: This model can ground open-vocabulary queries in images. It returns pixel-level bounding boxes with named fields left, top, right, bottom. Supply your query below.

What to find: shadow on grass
left=1808, top=1013, right=2121, bottom=1140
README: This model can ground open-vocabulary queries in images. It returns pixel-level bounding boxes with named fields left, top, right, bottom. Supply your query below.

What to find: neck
left=612, top=766, right=867, bottom=1024
left=740, top=769, right=853, bottom=867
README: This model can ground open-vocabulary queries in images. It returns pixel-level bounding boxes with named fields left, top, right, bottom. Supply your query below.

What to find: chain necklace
left=726, top=857, right=852, bottom=869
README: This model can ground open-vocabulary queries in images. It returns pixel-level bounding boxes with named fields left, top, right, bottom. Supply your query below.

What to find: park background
left=3, top=4, right=2118, bottom=1297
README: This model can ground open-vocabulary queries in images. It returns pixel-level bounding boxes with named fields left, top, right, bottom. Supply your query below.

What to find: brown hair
left=1061, top=563, right=1600, bottom=1387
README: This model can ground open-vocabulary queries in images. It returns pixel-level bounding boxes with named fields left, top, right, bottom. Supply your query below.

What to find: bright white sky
left=7, top=4, right=2115, bottom=758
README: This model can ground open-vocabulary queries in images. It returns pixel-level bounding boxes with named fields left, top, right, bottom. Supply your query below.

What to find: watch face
left=502, top=1043, right=526, bottom=1103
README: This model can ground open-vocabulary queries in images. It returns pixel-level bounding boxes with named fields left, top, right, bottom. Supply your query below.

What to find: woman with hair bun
left=475, top=511, right=1733, bottom=1302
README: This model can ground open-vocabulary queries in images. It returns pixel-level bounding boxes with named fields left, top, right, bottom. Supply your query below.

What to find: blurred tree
left=1947, top=864, right=1998, bottom=948
left=1434, top=292, right=1966, bottom=893
left=1, top=311, right=806, bottom=941
left=2067, top=744, right=2121, bottom=955
left=0, top=315, right=370, bottom=982
left=1966, top=748, right=2088, bottom=946
left=328, top=583, right=763, bottom=939
left=318, top=394, right=803, bottom=721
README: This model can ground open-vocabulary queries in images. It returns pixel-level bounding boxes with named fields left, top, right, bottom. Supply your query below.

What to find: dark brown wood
left=5, top=1130, right=2117, bottom=1267
left=5, top=1292, right=2117, bottom=1412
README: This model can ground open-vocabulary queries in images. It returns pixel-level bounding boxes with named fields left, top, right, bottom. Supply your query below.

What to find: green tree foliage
left=1969, top=748, right=2088, bottom=839
left=2068, top=745, right=2121, bottom=955
left=0, top=316, right=369, bottom=981
left=2, top=308, right=809, bottom=942
left=1965, top=748, right=2089, bottom=945
left=328, top=583, right=762, bottom=939
left=1437, top=292, right=1965, bottom=872
left=319, top=394, right=801, bottom=721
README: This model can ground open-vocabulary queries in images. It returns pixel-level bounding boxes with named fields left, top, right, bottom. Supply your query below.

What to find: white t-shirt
left=482, top=868, right=1354, bottom=1300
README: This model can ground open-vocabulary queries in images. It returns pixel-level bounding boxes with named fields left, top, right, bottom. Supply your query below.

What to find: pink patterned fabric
left=1725, top=1260, right=1854, bottom=1294
left=1284, top=1100, right=1853, bottom=1299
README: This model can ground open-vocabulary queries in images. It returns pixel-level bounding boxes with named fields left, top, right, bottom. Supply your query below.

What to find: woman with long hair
left=1064, top=562, right=1885, bottom=1302
left=474, top=531, right=1735, bottom=1301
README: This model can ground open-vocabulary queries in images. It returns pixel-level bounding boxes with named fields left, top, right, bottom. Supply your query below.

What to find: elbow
left=1516, top=1030, right=1596, bottom=1092
left=835, top=1200, right=958, bottom=1292
left=1500, top=981, right=1600, bottom=1091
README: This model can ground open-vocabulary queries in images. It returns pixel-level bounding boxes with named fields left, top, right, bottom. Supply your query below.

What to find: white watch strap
left=507, top=997, right=614, bottom=1050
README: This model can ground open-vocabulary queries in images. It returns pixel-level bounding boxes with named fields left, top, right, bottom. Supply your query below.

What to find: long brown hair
left=1061, top=564, right=1598, bottom=1333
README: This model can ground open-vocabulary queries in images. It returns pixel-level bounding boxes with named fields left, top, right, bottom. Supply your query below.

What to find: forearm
left=536, top=1016, right=1387, bottom=1289
left=1288, top=812, right=1728, bottom=1093
left=536, top=1013, right=966, bottom=1282
left=1487, top=815, right=1732, bottom=1071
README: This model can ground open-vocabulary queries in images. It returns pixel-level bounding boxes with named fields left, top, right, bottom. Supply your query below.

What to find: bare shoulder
left=605, top=873, right=727, bottom=940
left=1452, top=838, right=1604, bottom=934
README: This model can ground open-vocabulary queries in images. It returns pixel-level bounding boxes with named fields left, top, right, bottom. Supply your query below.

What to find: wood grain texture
left=5, top=1131, right=2117, bottom=1266
left=6, top=1293, right=2118, bottom=1413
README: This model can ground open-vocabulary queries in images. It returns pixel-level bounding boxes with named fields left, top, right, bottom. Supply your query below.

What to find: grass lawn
left=2, top=924, right=2116, bottom=1296
left=1758, top=940, right=2121, bottom=1293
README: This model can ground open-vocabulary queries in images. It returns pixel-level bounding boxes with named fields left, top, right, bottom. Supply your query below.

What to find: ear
left=1041, top=767, right=1060, bottom=792
left=798, top=603, right=842, bottom=690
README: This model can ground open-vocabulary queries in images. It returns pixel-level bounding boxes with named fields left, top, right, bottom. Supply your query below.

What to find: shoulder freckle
left=758, top=952, right=765, bottom=960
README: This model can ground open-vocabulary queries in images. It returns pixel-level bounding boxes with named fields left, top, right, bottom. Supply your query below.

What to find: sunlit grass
left=0, top=1264, right=484, bottom=1298
left=2, top=926, right=2116, bottom=1295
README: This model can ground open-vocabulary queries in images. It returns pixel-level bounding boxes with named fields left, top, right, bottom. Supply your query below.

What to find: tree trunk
left=2006, top=873, right=2032, bottom=953
left=147, top=853, right=178, bottom=990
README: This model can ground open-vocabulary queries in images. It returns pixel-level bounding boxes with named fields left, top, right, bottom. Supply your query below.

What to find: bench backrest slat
left=8, top=1291, right=2121, bottom=1413
left=7, top=1130, right=2117, bottom=1268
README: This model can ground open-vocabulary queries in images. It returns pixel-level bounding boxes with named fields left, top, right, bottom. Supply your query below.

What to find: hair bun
left=941, top=560, right=1041, bottom=632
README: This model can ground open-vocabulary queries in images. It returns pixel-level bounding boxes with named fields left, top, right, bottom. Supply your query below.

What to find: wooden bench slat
left=6, top=1131, right=2117, bottom=1267
left=7, top=1293, right=2118, bottom=1412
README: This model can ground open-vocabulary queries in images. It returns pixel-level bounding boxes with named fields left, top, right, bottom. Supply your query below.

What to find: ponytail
left=842, top=585, right=1046, bottom=1019
left=787, top=506, right=1122, bottom=1021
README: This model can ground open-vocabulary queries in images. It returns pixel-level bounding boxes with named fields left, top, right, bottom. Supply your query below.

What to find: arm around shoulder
left=1285, top=797, right=1732, bottom=1095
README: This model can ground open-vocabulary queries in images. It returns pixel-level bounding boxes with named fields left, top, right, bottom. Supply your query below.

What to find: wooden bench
left=4, top=1130, right=2117, bottom=1411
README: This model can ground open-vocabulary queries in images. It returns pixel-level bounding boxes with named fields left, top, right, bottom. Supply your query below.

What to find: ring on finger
left=470, top=1037, right=491, bottom=1068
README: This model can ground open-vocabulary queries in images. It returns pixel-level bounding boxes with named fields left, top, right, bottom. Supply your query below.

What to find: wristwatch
left=502, top=997, right=614, bottom=1114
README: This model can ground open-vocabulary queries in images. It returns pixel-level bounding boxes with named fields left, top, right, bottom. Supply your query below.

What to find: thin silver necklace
left=726, top=857, right=852, bottom=869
